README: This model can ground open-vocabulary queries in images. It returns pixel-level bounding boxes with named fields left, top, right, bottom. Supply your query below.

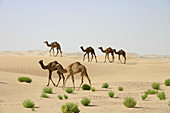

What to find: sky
left=0, top=0, right=170, bottom=55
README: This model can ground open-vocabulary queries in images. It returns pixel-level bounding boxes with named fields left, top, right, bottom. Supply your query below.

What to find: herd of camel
left=39, top=41, right=127, bottom=90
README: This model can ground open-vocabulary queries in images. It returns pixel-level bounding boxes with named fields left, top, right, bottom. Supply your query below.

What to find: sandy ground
left=0, top=51, right=170, bottom=113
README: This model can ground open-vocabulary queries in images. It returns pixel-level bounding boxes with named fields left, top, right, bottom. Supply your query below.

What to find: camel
left=114, top=49, right=126, bottom=64
left=98, top=47, right=115, bottom=63
left=44, top=41, right=62, bottom=57
left=39, top=60, right=65, bottom=87
left=56, top=62, right=91, bottom=90
left=80, top=46, right=97, bottom=62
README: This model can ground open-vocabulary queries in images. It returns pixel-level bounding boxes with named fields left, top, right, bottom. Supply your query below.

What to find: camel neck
left=80, top=47, right=86, bottom=52
left=45, top=42, right=51, bottom=47
left=99, top=48, right=106, bottom=53
left=39, top=62, right=48, bottom=69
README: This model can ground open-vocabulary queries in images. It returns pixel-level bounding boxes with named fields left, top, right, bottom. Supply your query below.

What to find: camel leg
left=104, top=54, right=107, bottom=63
left=107, top=54, right=111, bottom=63
left=52, top=48, right=55, bottom=57
left=119, top=55, right=123, bottom=63
left=55, top=48, right=59, bottom=57
left=47, top=70, right=52, bottom=86
left=61, top=74, right=65, bottom=88
left=49, top=48, right=52, bottom=56
left=71, top=74, right=75, bottom=90
left=78, top=74, right=84, bottom=90
left=50, top=77, right=56, bottom=86
left=94, top=53, right=97, bottom=62
left=83, top=53, right=87, bottom=61
left=123, top=55, right=126, bottom=64
left=56, top=71, right=61, bottom=87
left=63, top=74, right=71, bottom=89
left=87, top=53, right=89, bottom=62
left=91, top=53, right=93, bottom=62
left=60, top=49, right=62, bottom=57
left=111, top=53, right=114, bottom=63
left=85, top=73, right=91, bottom=87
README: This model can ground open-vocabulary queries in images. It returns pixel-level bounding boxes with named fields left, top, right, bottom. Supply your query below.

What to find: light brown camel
left=80, top=46, right=97, bottom=62
left=39, top=60, right=65, bottom=87
left=114, top=49, right=126, bottom=64
left=44, top=41, right=62, bottom=57
left=56, top=62, right=91, bottom=90
left=98, top=47, right=115, bottom=63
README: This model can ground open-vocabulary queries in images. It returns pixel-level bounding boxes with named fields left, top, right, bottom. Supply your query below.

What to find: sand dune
left=0, top=50, right=170, bottom=113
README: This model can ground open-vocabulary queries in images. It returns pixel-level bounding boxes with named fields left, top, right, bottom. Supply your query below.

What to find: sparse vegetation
left=168, top=101, right=170, bottom=106
left=82, top=84, right=91, bottom=90
left=58, top=95, right=63, bottom=100
left=61, top=102, right=80, bottom=113
left=141, top=94, right=148, bottom=100
left=91, top=88, right=96, bottom=92
left=102, top=83, right=109, bottom=88
left=157, top=91, right=166, bottom=100
left=64, top=94, right=68, bottom=99
left=165, top=79, right=170, bottom=86
left=118, top=86, right=124, bottom=91
left=23, top=99, right=35, bottom=108
left=108, top=91, right=114, bottom=98
left=152, top=82, right=160, bottom=90
left=65, top=88, right=73, bottom=94
left=43, top=87, right=53, bottom=94
left=18, top=77, right=32, bottom=83
left=145, top=89, right=158, bottom=94
left=123, top=97, right=137, bottom=108
left=40, top=93, right=49, bottom=98
left=81, top=97, right=90, bottom=106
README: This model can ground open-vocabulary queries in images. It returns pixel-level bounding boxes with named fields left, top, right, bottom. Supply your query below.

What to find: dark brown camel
left=98, top=47, right=115, bottom=63
left=44, top=41, right=62, bottom=57
left=56, top=62, right=91, bottom=90
left=80, top=46, right=97, bottom=62
left=39, top=60, right=65, bottom=87
left=114, top=49, right=126, bottom=64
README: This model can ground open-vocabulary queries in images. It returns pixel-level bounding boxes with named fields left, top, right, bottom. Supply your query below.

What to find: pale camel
left=44, top=41, right=62, bottom=57
left=114, top=49, right=126, bottom=64
left=80, top=46, right=97, bottom=62
left=98, top=47, right=115, bottom=63
left=39, top=60, right=65, bottom=87
left=56, top=62, right=91, bottom=90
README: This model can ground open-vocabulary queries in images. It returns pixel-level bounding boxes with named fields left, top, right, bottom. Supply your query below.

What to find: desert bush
left=157, top=91, right=166, bottom=100
left=123, top=97, right=137, bottom=108
left=65, top=88, right=73, bottom=94
left=23, top=99, right=35, bottom=108
left=108, top=91, right=114, bottom=98
left=82, top=84, right=91, bottom=90
left=58, top=95, right=63, bottom=100
left=18, top=77, right=32, bottom=83
left=91, top=88, right=96, bottom=92
left=118, top=86, right=124, bottom=91
left=141, top=94, right=148, bottom=100
left=168, top=101, right=170, bottom=106
left=145, top=89, right=158, bottom=94
left=165, top=79, right=170, bottom=86
left=81, top=97, right=90, bottom=106
left=61, top=102, right=80, bottom=113
left=64, top=94, right=68, bottom=99
left=43, top=87, right=53, bottom=94
left=152, top=82, right=160, bottom=90
left=102, top=83, right=109, bottom=88
left=40, top=93, right=49, bottom=98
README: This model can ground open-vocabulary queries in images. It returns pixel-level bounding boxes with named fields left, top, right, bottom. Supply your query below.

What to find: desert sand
left=0, top=50, right=170, bottom=113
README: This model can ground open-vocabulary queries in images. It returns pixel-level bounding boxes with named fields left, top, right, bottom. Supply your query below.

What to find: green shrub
left=18, top=77, right=32, bottom=83
left=32, top=108, right=35, bottom=111
left=58, top=95, right=63, bottom=100
left=102, top=83, right=109, bottom=88
left=165, top=79, right=170, bottom=86
left=81, top=97, right=90, bottom=106
left=82, top=84, right=91, bottom=90
left=152, top=82, right=160, bottom=90
left=123, top=97, right=137, bottom=108
left=61, top=102, right=80, bottom=113
left=64, top=94, right=68, bottom=99
left=43, top=87, right=53, bottom=94
left=168, top=101, right=170, bottom=106
left=23, top=99, right=35, bottom=108
left=157, top=91, right=166, bottom=100
left=118, top=86, right=124, bottom=91
left=65, top=88, right=73, bottom=94
left=108, top=91, right=114, bottom=98
left=141, top=94, right=148, bottom=100
left=40, top=93, right=49, bottom=98
left=145, top=89, right=158, bottom=94
left=91, top=88, right=96, bottom=92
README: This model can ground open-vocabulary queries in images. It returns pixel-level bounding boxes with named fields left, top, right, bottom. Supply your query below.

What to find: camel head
left=39, top=60, right=43, bottom=64
left=113, top=49, right=116, bottom=53
left=44, top=41, right=48, bottom=44
left=80, top=46, right=83, bottom=49
left=98, top=47, right=102, bottom=49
